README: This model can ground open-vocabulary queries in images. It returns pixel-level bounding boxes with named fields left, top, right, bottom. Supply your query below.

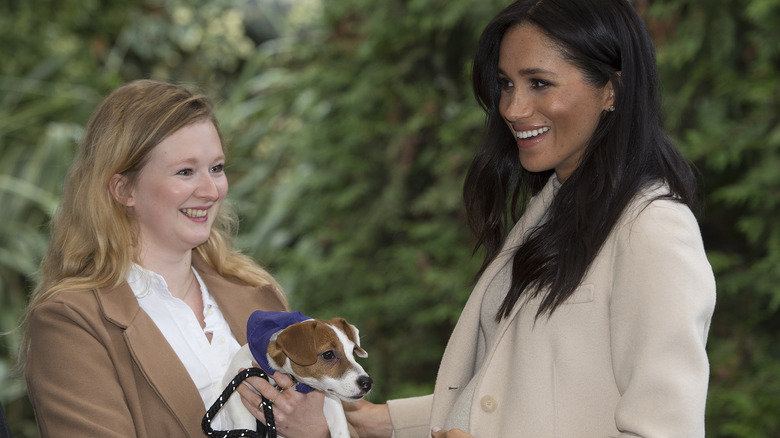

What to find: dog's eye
left=320, top=350, right=337, bottom=361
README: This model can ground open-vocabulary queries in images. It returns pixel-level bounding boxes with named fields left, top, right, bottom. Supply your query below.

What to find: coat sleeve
left=25, top=300, right=138, bottom=438
left=387, top=394, right=434, bottom=438
left=609, top=199, right=716, bottom=437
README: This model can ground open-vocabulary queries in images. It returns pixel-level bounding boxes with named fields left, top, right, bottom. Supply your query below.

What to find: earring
left=608, top=105, right=615, bottom=112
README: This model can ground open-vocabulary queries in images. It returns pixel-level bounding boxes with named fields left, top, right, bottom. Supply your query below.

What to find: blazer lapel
left=98, top=284, right=205, bottom=436
left=192, top=255, right=288, bottom=346
left=430, top=175, right=558, bottom=425
left=494, top=176, right=558, bottom=331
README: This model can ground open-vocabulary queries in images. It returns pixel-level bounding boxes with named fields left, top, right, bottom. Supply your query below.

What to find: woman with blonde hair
left=22, top=80, right=329, bottom=437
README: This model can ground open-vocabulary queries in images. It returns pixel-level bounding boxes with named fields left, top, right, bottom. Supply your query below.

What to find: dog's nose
left=357, top=376, right=373, bottom=392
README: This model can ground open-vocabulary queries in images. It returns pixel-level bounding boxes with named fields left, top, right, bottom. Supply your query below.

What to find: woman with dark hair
left=346, top=0, right=716, bottom=436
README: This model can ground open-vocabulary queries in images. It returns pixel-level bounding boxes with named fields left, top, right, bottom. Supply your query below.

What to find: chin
left=518, top=162, right=553, bottom=174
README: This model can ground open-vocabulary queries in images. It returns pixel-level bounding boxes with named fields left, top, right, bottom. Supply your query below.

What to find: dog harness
left=201, top=311, right=316, bottom=437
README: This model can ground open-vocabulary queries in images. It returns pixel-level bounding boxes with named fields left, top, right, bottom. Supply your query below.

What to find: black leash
left=202, top=367, right=277, bottom=438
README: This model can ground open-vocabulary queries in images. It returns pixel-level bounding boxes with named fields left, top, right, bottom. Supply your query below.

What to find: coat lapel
left=430, top=176, right=558, bottom=426
left=97, top=283, right=205, bottom=436
left=494, top=176, right=558, bottom=333
left=193, top=255, right=288, bottom=346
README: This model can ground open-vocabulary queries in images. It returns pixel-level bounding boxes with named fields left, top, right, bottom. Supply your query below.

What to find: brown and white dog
left=217, top=311, right=372, bottom=437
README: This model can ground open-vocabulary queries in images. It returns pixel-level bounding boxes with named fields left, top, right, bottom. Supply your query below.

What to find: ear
left=269, top=321, right=319, bottom=366
left=603, top=71, right=620, bottom=111
left=109, top=174, right=135, bottom=207
left=330, top=317, right=367, bottom=358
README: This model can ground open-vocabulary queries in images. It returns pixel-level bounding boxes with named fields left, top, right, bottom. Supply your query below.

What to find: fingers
left=235, top=372, right=328, bottom=437
left=271, top=372, right=296, bottom=391
left=234, top=364, right=329, bottom=436
left=248, top=361, right=296, bottom=391
left=431, top=427, right=472, bottom=438
left=236, top=370, right=300, bottom=421
left=344, top=400, right=393, bottom=437
left=272, top=390, right=328, bottom=437
left=236, top=376, right=271, bottom=420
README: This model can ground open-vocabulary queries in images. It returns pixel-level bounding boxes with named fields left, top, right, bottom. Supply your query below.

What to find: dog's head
left=266, top=317, right=372, bottom=402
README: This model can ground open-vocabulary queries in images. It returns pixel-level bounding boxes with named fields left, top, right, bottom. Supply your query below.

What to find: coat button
left=480, top=395, right=498, bottom=413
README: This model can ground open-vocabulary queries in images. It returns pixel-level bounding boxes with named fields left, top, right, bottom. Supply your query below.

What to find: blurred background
left=1, top=0, right=778, bottom=436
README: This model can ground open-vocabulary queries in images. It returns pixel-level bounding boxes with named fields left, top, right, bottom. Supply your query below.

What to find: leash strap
left=202, top=367, right=277, bottom=438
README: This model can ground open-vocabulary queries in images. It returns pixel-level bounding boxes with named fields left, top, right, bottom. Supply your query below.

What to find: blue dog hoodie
left=246, top=310, right=315, bottom=393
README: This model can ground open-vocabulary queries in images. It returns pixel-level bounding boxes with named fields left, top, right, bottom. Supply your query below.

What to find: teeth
left=516, top=126, right=550, bottom=139
left=182, top=208, right=207, bottom=218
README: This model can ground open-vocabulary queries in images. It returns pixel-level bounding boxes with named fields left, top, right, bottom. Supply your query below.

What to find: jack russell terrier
left=206, top=310, right=372, bottom=438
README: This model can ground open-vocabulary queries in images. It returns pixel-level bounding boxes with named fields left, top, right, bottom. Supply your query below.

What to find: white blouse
left=127, top=264, right=242, bottom=411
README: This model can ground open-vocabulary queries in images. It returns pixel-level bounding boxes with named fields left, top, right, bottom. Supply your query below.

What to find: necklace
left=178, top=271, right=198, bottom=302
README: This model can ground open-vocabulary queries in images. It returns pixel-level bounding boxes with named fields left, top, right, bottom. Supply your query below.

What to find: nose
left=501, top=89, right=533, bottom=122
left=196, top=173, right=221, bottom=201
left=357, top=376, right=373, bottom=393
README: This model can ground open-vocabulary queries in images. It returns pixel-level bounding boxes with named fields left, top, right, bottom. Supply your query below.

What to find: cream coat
left=25, top=254, right=288, bottom=437
left=388, top=177, right=716, bottom=437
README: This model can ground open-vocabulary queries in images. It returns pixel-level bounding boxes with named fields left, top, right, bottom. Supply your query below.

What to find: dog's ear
left=329, top=317, right=368, bottom=358
left=269, top=321, right=319, bottom=366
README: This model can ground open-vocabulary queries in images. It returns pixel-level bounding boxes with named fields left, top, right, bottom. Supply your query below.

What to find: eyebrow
left=168, top=157, right=197, bottom=168
left=167, top=155, right=225, bottom=169
left=498, top=67, right=558, bottom=77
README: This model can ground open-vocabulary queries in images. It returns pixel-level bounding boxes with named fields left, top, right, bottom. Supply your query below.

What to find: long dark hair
left=464, top=0, right=697, bottom=320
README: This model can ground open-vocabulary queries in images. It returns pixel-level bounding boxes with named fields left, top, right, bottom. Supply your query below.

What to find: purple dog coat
left=246, top=310, right=315, bottom=393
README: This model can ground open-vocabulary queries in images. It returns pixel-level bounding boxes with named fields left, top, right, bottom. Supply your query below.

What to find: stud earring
left=608, top=105, right=616, bottom=112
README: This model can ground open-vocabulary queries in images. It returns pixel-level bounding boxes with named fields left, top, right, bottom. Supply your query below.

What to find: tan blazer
left=25, top=254, right=287, bottom=437
left=388, top=177, right=716, bottom=437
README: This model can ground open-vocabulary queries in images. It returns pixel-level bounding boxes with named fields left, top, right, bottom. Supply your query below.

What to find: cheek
left=550, top=97, right=600, bottom=143
left=211, top=175, right=229, bottom=202
left=545, top=96, right=576, bottom=123
left=132, top=181, right=169, bottom=211
left=572, top=109, right=603, bottom=144
left=218, top=178, right=228, bottom=198
left=167, top=184, right=195, bottom=204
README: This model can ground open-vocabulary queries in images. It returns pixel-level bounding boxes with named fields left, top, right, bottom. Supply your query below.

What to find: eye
left=176, top=168, right=193, bottom=176
left=320, top=350, right=337, bottom=361
left=210, top=163, right=225, bottom=173
left=530, top=78, right=551, bottom=89
left=498, top=76, right=513, bottom=92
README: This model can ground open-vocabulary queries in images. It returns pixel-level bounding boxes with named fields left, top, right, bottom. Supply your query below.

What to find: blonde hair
left=20, top=80, right=285, bottom=363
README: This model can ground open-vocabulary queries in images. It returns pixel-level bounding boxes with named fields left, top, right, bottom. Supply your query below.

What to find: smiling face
left=118, top=120, right=227, bottom=260
left=498, top=23, right=614, bottom=182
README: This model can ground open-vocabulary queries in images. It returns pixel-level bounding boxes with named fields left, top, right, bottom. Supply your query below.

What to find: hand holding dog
left=237, top=366, right=330, bottom=438
left=341, top=400, right=474, bottom=438
left=342, top=399, right=393, bottom=437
